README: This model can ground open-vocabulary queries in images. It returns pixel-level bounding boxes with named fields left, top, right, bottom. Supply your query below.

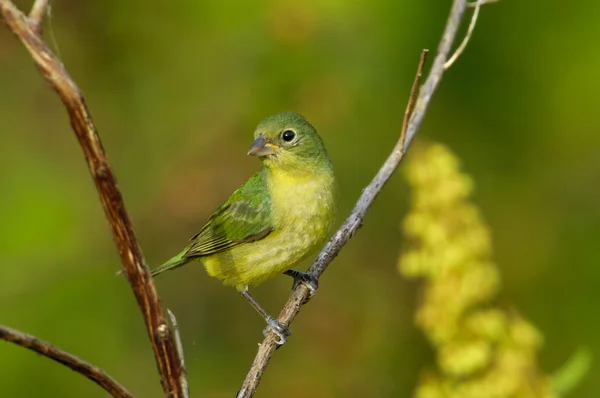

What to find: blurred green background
left=1, top=0, right=599, bottom=397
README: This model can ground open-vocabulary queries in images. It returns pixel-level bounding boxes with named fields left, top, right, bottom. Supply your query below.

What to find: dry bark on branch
left=0, top=325, right=134, bottom=398
left=0, top=1, right=186, bottom=397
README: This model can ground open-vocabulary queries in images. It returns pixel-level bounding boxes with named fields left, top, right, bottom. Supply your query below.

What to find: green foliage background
left=1, top=0, right=598, bottom=397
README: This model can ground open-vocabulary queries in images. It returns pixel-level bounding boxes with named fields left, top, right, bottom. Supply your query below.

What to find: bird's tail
left=150, top=251, right=189, bottom=277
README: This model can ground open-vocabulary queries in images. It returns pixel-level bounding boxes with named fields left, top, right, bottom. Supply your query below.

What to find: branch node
left=157, top=324, right=170, bottom=338
left=28, top=0, right=49, bottom=34
left=444, top=0, right=498, bottom=70
left=94, top=163, right=110, bottom=180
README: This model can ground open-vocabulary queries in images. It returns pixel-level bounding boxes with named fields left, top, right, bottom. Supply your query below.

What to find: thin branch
left=444, top=0, right=498, bottom=70
left=0, top=325, right=133, bottom=398
left=237, top=0, right=477, bottom=396
left=28, top=0, right=48, bottom=33
left=404, top=0, right=469, bottom=149
left=167, top=309, right=190, bottom=398
left=0, top=2, right=186, bottom=397
left=443, top=6, right=479, bottom=70
left=400, top=50, right=429, bottom=150
left=443, top=1, right=483, bottom=70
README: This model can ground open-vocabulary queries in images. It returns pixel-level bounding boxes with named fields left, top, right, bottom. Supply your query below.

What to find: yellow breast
left=203, top=167, right=336, bottom=290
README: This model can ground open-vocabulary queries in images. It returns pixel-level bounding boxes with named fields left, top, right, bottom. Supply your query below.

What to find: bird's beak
left=247, top=136, right=279, bottom=156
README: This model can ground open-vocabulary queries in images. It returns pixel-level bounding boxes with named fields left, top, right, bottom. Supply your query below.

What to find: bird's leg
left=284, top=269, right=319, bottom=298
left=240, top=290, right=291, bottom=345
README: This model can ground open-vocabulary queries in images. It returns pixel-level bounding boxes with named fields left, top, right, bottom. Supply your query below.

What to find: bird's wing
left=183, top=171, right=273, bottom=258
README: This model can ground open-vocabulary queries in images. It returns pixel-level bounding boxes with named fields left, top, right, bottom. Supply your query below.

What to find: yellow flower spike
left=465, top=310, right=508, bottom=342
left=439, top=340, right=492, bottom=377
left=399, top=142, right=567, bottom=398
left=403, top=212, right=429, bottom=237
left=415, top=374, right=446, bottom=398
left=509, top=316, right=544, bottom=350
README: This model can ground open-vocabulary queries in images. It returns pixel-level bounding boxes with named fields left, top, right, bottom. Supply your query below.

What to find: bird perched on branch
left=151, top=112, right=337, bottom=344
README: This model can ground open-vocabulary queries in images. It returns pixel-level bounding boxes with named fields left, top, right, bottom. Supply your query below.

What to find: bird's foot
left=284, top=269, right=319, bottom=299
left=263, top=317, right=291, bottom=345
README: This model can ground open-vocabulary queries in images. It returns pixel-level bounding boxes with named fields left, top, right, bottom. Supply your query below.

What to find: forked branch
left=28, top=0, right=48, bottom=33
left=444, top=0, right=497, bottom=70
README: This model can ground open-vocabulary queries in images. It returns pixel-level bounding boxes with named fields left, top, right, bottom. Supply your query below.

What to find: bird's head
left=248, top=112, right=331, bottom=173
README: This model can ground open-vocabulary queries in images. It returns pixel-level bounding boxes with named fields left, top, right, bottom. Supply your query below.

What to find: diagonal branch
left=0, top=2, right=186, bottom=397
left=237, top=0, right=486, bottom=396
left=0, top=325, right=133, bottom=398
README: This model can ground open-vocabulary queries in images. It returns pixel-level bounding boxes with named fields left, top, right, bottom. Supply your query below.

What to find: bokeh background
left=1, top=0, right=599, bottom=397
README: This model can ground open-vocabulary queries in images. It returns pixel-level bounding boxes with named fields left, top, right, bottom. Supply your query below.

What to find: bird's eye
left=282, top=130, right=296, bottom=142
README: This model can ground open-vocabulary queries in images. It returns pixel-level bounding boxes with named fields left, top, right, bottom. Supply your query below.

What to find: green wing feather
left=151, top=169, right=273, bottom=276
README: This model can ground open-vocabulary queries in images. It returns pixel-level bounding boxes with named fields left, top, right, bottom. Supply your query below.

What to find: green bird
left=151, top=112, right=337, bottom=344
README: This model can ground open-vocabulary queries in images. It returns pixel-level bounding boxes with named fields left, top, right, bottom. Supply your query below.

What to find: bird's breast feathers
left=203, top=167, right=336, bottom=289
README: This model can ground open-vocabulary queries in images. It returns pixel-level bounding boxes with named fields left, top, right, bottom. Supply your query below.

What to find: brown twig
left=400, top=50, right=428, bottom=150
left=0, top=325, right=133, bottom=398
left=0, top=2, right=185, bottom=397
left=237, top=0, right=477, bottom=396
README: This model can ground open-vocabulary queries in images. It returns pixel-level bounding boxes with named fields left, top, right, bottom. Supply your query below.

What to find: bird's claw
left=298, top=274, right=319, bottom=298
left=263, top=317, right=291, bottom=345
left=285, top=270, right=319, bottom=299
